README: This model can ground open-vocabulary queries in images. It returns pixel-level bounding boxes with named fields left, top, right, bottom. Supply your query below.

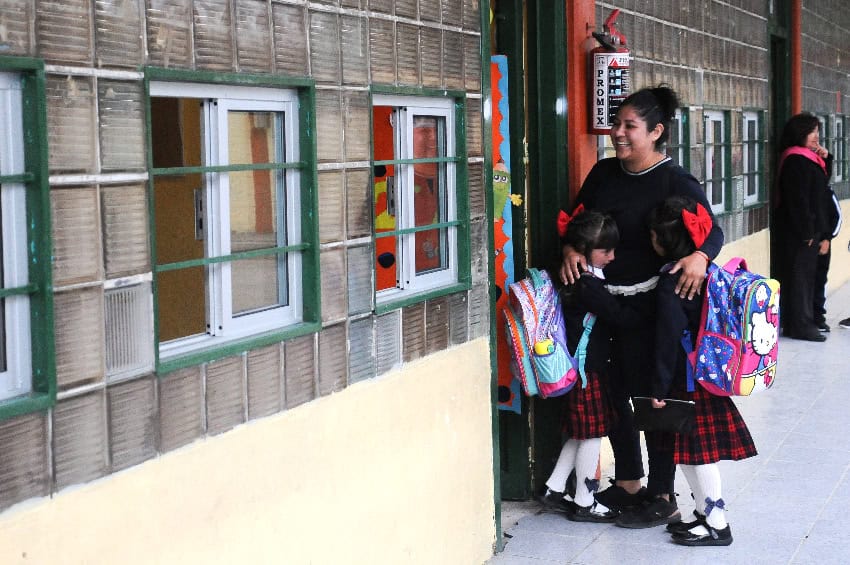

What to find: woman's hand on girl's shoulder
left=668, top=251, right=710, bottom=300
left=560, top=246, right=587, bottom=285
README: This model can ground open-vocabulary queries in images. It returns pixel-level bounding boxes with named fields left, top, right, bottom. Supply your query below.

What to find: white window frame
left=373, top=95, right=458, bottom=303
left=0, top=72, right=32, bottom=400
left=665, top=108, right=686, bottom=165
left=151, top=82, right=302, bottom=359
left=704, top=110, right=726, bottom=213
left=742, top=111, right=760, bottom=206
left=832, top=115, right=844, bottom=182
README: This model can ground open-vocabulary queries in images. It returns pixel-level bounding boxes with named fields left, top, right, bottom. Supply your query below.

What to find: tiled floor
left=491, top=281, right=850, bottom=565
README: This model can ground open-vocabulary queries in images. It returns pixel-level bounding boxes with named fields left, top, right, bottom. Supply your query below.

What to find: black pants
left=607, top=290, right=676, bottom=497
left=781, top=240, right=820, bottom=335
left=814, top=247, right=831, bottom=325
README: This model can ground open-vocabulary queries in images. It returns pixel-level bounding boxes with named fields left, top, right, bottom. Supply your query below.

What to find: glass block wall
left=0, top=0, right=486, bottom=512
left=595, top=1, right=771, bottom=242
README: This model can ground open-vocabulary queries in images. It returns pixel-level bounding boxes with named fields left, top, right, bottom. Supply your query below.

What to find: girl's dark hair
left=564, top=210, right=619, bottom=257
left=779, top=112, right=819, bottom=153
left=647, top=196, right=698, bottom=261
left=618, top=85, right=680, bottom=150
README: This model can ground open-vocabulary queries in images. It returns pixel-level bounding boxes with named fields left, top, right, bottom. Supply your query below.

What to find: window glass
left=743, top=112, right=761, bottom=205
left=704, top=111, right=726, bottom=212
left=372, top=95, right=458, bottom=302
left=150, top=83, right=302, bottom=358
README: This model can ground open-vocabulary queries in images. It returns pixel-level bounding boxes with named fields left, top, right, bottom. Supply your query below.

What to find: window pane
left=227, top=110, right=282, bottom=165
left=373, top=106, right=398, bottom=291
left=231, top=255, right=286, bottom=316
left=157, top=266, right=207, bottom=342
left=412, top=116, right=447, bottom=274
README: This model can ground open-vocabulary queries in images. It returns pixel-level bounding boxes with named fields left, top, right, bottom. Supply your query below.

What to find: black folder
left=632, top=396, right=696, bottom=434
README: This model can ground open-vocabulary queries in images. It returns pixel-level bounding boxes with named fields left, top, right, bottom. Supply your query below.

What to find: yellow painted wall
left=0, top=340, right=497, bottom=565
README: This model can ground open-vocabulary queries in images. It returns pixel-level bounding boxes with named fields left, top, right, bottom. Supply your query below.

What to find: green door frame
left=492, top=0, right=571, bottom=500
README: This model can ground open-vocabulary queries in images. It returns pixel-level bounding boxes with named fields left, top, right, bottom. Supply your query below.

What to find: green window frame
left=144, top=68, right=320, bottom=373
left=829, top=115, right=845, bottom=182
left=0, top=57, right=55, bottom=420
left=371, top=86, right=471, bottom=314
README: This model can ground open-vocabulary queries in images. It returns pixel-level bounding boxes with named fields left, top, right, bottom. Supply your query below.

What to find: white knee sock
left=680, top=464, right=706, bottom=518
left=693, top=463, right=726, bottom=529
left=574, top=438, right=602, bottom=507
left=546, top=439, right=578, bottom=494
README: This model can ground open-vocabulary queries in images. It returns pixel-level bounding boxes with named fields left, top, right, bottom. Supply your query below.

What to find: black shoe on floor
left=537, top=488, right=570, bottom=513
left=817, top=322, right=831, bottom=333
left=565, top=501, right=618, bottom=523
left=787, top=330, right=827, bottom=342
left=616, top=496, right=680, bottom=529
left=666, top=510, right=706, bottom=534
left=594, top=482, right=647, bottom=512
left=672, top=523, right=733, bottom=546
left=839, top=318, right=850, bottom=329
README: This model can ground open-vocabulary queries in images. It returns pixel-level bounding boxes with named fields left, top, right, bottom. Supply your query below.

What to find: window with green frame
left=742, top=110, right=765, bottom=206
left=371, top=91, right=470, bottom=310
left=704, top=110, right=730, bottom=213
left=145, top=70, right=319, bottom=371
left=0, top=58, right=54, bottom=418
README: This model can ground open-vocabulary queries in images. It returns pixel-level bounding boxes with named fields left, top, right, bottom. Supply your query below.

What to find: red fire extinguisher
left=589, top=9, right=630, bottom=135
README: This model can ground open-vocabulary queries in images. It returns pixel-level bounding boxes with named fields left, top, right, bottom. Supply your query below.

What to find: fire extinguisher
left=589, top=9, right=631, bottom=135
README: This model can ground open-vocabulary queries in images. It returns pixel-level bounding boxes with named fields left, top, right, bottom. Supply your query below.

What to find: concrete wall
left=0, top=339, right=496, bottom=565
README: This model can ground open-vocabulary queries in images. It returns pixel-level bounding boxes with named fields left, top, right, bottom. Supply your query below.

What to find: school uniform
left=654, top=271, right=757, bottom=465
left=559, top=269, right=642, bottom=440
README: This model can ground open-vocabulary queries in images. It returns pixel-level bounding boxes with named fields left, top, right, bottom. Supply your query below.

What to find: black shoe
left=666, top=510, right=706, bottom=534
left=817, top=322, right=830, bottom=333
left=839, top=318, right=850, bottom=329
left=616, top=496, right=680, bottom=529
left=565, top=501, right=618, bottom=523
left=787, top=330, right=827, bottom=342
left=537, top=488, right=570, bottom=513
left=673, top=523, right=733, bottom=546
left=594, top=481, right=648, bottom=512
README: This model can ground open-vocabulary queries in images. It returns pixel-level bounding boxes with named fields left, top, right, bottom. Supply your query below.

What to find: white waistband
left=605, top=276, right=659, bottom=296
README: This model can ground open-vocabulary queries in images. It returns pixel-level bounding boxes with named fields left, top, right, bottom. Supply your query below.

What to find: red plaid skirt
left=670, top=386, right=757, bottom=465
left=562, top=371, right=615, bottom=439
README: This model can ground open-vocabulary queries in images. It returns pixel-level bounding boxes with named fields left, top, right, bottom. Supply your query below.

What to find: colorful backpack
left=503, top=268, right=595, bottom=398
left=681, top=257, right=780, bottom=396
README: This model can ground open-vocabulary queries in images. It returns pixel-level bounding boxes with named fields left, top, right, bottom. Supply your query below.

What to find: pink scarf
left=778, top=146, right=826, bottom=176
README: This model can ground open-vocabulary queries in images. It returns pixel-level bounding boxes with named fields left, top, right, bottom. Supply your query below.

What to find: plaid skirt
left=562, top=371, right=615, bottom=440
left=669, top=385, right=758, bottom=465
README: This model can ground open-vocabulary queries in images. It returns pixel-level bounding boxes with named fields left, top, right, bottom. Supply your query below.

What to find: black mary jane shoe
left=666, top=511, right=706, bottom=535
left=566, top=501, right=618, bottom=523
left=672, top=524, right=733, bottom=546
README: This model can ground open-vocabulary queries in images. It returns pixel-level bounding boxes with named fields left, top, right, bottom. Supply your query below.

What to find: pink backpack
left=681, top=258, right=780, bottom=396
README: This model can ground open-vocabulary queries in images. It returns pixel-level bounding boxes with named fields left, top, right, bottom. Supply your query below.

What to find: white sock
left=546, top=439, right=578, bottom=494
left=574, top=438, right=602, bottom=507
left=680, top=465, right=706, bottom=519
left=693, top=463, right=726, bottom=530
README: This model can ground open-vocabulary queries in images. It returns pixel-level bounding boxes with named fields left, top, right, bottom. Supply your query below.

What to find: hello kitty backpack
left=681, top=257, right=780, bottom=396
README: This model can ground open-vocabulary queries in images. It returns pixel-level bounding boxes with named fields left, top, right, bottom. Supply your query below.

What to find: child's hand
left=651, top=398, right=666, bottom=409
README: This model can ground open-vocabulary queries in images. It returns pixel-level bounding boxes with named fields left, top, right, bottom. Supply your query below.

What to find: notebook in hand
left=632, top=396, right=696, bottom=434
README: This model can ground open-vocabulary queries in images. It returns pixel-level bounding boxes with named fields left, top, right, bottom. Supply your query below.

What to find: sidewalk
left=491, top=281, right=850, bottom=565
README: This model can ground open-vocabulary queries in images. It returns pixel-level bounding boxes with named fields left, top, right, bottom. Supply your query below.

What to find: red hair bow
left=557, top=204, right=585, bottom=237
left=681, top=203, right=712, bottom=248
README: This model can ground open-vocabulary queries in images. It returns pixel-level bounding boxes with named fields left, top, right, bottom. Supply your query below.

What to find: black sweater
left=562, top=273, right=643, bottom=374
left=573, top=158, right=724, bottom=285
left=653, top=271, right=703, bottom=399
left=777, top=153, right=835, bottom=242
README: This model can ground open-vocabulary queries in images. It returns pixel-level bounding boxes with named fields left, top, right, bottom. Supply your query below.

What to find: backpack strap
left=680, top=329, right=696, bottom=393
left=575, top=313, right=596, bottom=388
left=527, top=268, right=546, bottom=290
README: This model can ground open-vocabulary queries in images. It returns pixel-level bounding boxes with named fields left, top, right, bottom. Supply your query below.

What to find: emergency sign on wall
left=589, top=10, right=630, bottom=134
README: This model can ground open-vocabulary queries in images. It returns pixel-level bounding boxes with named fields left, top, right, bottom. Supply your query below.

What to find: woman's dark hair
left=647, top=196, right=697, bottom=261
left=617, top=85, right=680, bottom=150
left=564, top=210, right=619, bottom=257
left=778, top=112, right=819, bottom=153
